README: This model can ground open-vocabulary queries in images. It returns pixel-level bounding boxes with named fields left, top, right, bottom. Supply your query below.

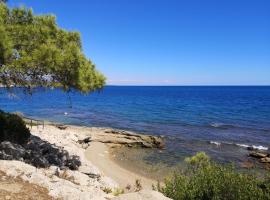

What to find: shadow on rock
left=0, top=135, right=81, bottom=170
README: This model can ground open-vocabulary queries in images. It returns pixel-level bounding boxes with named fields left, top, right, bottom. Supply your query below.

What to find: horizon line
left=105, top=85, right=270, bottom=87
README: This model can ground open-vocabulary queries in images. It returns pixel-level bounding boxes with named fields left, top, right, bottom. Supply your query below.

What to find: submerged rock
left=249, top=152, right=268, bottom=159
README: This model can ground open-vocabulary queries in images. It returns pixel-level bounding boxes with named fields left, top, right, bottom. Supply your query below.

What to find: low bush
left=0, top=110, right=30, bottom=144
left=155, top=152, right=270, bottom=200
left=112, top=188, right=124, bottom=196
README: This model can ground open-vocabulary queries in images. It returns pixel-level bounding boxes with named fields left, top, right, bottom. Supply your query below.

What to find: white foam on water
left=236, top=143, right=250, bottom=148
left=209, top=141, right=268, bottom=151
left=210, top=141, right=221, bottom=146
left=236, top=143, right=268, bottom=151
left=210, top=123, right=224, bottom=128
left=252, top=145, right=268, bottom=151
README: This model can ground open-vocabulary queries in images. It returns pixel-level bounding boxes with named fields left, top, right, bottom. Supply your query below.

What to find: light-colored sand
left=28, top=124, right=162, bottom=192
left=1, top=123, right=169, bottom=199
left=30, top=122, right=162, bottom=190
left=85, top=142, right=156, bottom=190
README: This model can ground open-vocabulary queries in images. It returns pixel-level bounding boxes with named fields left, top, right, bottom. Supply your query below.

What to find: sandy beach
left=57, top=123, right=163, bottom=190
left=85, top=141, right=155, bottom=190
left=0, top=121, right=168, bottom=199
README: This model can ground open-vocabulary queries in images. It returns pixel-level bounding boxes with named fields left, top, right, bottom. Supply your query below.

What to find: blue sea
left=1, top=86, right=270, bottom=166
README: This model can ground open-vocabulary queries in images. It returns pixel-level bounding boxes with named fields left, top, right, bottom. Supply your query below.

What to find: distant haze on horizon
left=9, top=0, right=270, bottom=86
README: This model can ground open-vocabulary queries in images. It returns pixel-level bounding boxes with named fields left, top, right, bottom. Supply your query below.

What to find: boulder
left=0, top=141, right=26, bottom=160
left=66, top=155, right=81, bottom=170
left=28, top=152, right=50, bottom=168
left=0, top=151, right=13, bottom=160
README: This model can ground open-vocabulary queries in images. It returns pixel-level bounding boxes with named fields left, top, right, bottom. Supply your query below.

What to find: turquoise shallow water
left=1, top=86, right=270, bottom=165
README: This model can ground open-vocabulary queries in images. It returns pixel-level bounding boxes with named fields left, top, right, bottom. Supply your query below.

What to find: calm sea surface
left=1, top=86, right=270, bottom=167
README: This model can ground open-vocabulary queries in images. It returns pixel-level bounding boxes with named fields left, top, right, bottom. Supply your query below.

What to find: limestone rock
left=0, top=160, right=109, bottom=200
left=260, top=157, right=270, bottom=163
left=112, top=190, right=172, bottom=200
left=93, top=129, right=165, bottom=149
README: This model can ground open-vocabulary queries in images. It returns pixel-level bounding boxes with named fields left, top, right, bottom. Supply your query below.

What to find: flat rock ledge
left=0, top=124, right=170, bottom=200
left=91, top=128, right=165, bottom=149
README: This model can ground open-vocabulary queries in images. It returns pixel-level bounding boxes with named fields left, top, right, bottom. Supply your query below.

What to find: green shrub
left=0, top=110, right=30, bottom=144
left=112, top=188, right=124, bottom=196
left=155, top=152, right=270, bottom=200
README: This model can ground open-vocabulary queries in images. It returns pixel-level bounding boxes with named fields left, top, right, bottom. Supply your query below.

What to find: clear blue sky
left=9, top=0, right=270, bottom=85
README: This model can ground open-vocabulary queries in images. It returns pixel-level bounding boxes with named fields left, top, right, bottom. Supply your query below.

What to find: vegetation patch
left=154, top=152, right=270, bottom=200
left=0, top=110, right=30, bottom=144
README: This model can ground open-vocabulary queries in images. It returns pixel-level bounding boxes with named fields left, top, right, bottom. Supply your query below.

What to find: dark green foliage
left=0, top=110, right=30, bottom=144
left=0, top=3, right=105, bottom=93
left=155, top=152, right=270, bottom=200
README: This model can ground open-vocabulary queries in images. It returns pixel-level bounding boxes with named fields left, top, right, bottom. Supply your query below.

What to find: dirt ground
left=0, top=171, right=56, bottom=200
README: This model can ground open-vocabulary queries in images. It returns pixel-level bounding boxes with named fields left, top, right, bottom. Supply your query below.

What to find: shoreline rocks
left=0, top=124, right=169, bottom=200
left=248, top=151, right=270, bottom=167
left=0, top=136, right=82, bottom=170
left=93, top=129, right=165, bottom=149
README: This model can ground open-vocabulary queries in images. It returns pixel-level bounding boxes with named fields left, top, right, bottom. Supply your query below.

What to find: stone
left=56, top=125, right=68, bottom=130
left=78, top=136, right=91, bottom=144
left=0, top=151, right=13, bottom=160
left=82, top=143, right=89, bottom=149
left=249, top=152, right=268, bottom=159
left=79, top=166, right=101, bottom=179
left=28, top=153, right=50, bottom=168
left=260, top=157, right=270, bottom=163
left=78, top=165, right=101, bottom=178
left=66, top=155, right=81, bottom=170
left=101, top=129, right=165, bottom=149
left=0, top=141, right=26, bottom=160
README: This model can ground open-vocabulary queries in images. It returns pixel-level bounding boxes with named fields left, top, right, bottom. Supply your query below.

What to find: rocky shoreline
left=0, top=123, right=170, bottom=200
left=249, top=151, right=270, bottom=169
